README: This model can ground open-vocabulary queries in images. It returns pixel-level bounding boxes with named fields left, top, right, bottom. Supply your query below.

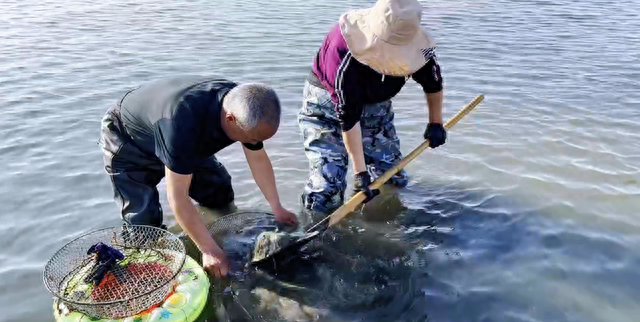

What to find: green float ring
left=52, top=255, right=209, bottom=322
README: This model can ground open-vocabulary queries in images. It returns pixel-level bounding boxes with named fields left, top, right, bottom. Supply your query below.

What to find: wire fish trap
left=43, top=225, right=186, bottom=319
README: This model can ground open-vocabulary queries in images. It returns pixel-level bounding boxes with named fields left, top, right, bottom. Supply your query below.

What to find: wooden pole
left=323, top=94, right=485, bottom=227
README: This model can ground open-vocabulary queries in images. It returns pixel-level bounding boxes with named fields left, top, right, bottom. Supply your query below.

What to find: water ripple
left=2, top=0, right=640, bottom=321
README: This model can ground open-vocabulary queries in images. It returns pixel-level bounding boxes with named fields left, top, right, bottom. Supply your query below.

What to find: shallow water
left=1, top=0, right=640, bottom=321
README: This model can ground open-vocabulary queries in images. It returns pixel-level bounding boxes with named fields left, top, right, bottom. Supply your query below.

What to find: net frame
left=43, top=225, right=186, bottom=319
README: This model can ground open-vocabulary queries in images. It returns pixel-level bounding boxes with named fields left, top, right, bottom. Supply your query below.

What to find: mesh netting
left=203, top=211, right=311, bottom=268
left=43, top=225, right=186, bottom=319
left=206, top=211, right=279, bottom=245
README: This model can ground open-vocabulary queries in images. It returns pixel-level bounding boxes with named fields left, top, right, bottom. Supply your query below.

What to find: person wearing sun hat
left=298, top=0, right=447, bottom=214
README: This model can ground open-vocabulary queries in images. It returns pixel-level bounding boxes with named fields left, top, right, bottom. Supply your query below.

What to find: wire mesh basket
left=43, top=225, right=186, bottom=319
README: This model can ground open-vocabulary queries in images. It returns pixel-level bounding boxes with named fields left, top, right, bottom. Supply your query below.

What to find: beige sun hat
left=339, top=0, right=436, bottom=76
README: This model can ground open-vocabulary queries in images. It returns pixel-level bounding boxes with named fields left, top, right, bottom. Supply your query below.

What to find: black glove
left=354, top=171, right=380, bottom=203
left=423, top=123, right=447, bottom=148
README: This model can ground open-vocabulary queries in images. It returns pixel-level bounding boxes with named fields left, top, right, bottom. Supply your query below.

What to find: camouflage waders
left=298, top=81, right=409, bottom=214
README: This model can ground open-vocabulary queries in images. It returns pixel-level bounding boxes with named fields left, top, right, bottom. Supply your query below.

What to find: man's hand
left=272, top=205, right=297, bottom=226
left=423, top=123, right=447, bottom=148
left=354, top=171, right=380, bottom=203
left=202, top=249, right=229, bottom=278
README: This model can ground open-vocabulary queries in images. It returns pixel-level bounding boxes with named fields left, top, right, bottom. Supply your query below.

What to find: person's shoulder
left=320, top=24, right=349, bottom=62
left=327, top=24, right=348, bottom=49
left=176, top=76, right=237, bottom=99
left=328, top=23, right=341, bottom=37
left=150, top=75, right=237, bottom=88
left=165, top=76, right=233, bottom=112
left=140, top=74, right=206, bottom=87
left=136, top=75, right=237, bottom=111
left=182, top=75, right=238, bottom=88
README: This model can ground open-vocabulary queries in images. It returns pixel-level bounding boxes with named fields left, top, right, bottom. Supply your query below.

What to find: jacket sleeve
left=411, top=54, right=443, bottom=94
left=333, top=53, right=364, bottom=132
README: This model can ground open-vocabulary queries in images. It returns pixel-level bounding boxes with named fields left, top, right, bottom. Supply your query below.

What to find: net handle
left=307, top=94, right=484, bottom=231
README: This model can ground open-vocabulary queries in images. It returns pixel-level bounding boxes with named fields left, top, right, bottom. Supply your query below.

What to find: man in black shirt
left=99, top=75, right=296, bottom=277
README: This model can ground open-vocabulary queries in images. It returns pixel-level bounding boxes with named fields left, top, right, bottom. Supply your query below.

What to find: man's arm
left=426, top=90, right=444, bottom=124
left=342, top=122, right=367, bottom=174
left=411, top=54, right=444, bottom=125
left=412, top=57, right=446, bottom=148
left=242, top=146, right=297, bottom=224
left=422, top=90, right=447, bottom=148
left=342, top=122, right=379, bottom=201
left=165, top=167, right=228, bottom=277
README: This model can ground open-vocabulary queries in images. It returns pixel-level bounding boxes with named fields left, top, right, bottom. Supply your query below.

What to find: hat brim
left=339, top=9, right=436, bottom=76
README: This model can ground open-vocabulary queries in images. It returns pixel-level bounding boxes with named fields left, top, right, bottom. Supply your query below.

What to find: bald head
left=224, top=83, right=281, bottom=132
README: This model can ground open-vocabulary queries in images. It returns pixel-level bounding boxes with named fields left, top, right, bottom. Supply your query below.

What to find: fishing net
left=43, top=225, right=186, bottom=319
left=203, top=211, right=323, bottom=275
left=201, top=211, right=306, bottom=270
left=206, top=211, right=280, bottom=246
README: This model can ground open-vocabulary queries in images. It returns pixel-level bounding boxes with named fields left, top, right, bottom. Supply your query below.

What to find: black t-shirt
left=118, top=75, right=263, bottom=175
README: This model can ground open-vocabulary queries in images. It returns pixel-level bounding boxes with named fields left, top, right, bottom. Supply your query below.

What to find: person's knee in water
left=99, top=76, right=297, bottom=278
left=298, top=0, right=448, bottom=215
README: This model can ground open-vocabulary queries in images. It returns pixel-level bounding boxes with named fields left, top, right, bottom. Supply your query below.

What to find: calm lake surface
left=1, top=0, right=639, bottom=321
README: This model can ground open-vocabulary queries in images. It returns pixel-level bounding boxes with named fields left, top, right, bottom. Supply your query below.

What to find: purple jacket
left=309, top=24, right=443, bottom=131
